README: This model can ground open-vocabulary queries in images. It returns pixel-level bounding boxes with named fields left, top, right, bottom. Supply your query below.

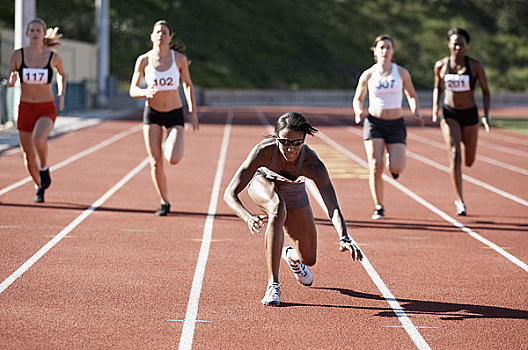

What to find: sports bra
left=443, top=56, right=476, bottom=92
left=18, top=49, right=54, bottom=85
left=144, top=50, right=180, bottom=91
left=368, top=63, right=403, bottom=110
left=258, top=143, right=307, bottom=183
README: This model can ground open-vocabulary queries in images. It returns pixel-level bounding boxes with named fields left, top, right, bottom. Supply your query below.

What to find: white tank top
left=368, top=63, right=403, bottom=110
left=144, top=50, right=180, bottom=91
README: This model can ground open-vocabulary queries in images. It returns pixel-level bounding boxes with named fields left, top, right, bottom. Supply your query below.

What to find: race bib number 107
left=22, top=68, right=48, bottom=85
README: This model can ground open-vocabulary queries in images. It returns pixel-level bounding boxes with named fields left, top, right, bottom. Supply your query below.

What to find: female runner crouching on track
left=129, top=20, right=199, bottom=216
left=224, top=112, right=362, bottom=306
left=7, top=18, right=66, bottom=203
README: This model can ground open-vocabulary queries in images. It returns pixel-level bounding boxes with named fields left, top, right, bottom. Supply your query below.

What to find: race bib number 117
left=22, top=68, right=48, bottom=85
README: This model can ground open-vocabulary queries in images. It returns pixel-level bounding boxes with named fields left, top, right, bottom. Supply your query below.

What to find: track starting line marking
left=168, top=320, right=215, bottom=323
left=386, top=325, right=438, bottom=329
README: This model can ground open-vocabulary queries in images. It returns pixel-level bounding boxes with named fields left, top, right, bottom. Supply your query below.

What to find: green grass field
left=491, top=118, right=528, bottom=134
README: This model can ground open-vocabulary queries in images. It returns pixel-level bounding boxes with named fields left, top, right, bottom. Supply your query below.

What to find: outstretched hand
left=247, top=214, right=267, bottom=235
left=339, top=237, right=363, bottom=261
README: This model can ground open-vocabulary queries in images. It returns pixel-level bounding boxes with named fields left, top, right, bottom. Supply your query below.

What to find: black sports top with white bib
left=443, top=56, right=476, bottom=92
left=18, top=49, right=54, bottom=85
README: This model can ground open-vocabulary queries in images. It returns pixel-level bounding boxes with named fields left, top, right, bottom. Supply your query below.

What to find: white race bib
left=151, top=75, right=178, bottom=91
left=444, top=73, right=470, bottom=92
left=22, top=67, right=49, bottom=85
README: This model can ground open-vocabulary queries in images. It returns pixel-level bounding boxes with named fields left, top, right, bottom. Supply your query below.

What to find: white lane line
left=0, top=157, right=149, bottom=295
left=178, top=111, right=233, bottom=350
left=479, top=140, right=528, bottom=158
left=406, top=150, right=528, bottom=206
left=408, top=130, right=528, bottom=158
left=407, top=133, right=528, bottom=176
left=168, top=319, right=214, bottom=323
left=256, top=111, right=431, bottom=350
left=386, top=326, right=438, bottom=329
left=316, top=130, right=528, bottom=273
left=0, top=124, right=142, bottom=196
left=306, top=180, right=432, bottom=349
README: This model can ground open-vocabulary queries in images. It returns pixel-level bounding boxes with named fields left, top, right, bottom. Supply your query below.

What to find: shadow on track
left=314, top=217, right=528, bottom=233
left=0, top=202, right=239, bottom=220
left=280, top=287, right=528, bottom=321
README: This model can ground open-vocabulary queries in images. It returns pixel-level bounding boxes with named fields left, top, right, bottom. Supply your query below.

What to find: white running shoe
left=261, top=283, right=281, bottom=306
left=454, top=200, right=467, bottom=216
left=282, top=246, right=313, bottom=286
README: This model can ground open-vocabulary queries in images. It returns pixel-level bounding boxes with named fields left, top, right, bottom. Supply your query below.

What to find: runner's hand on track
left=339, top=237, right=363, bottom=261
left=247, top=214, right=267, bottom=235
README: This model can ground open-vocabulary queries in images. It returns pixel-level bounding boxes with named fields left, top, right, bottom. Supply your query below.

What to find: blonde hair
left=27, top=18, right=62, bottom=50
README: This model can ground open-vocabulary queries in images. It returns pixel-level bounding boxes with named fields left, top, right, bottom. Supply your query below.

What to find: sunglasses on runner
left=276, top=137, right=305, bottom=147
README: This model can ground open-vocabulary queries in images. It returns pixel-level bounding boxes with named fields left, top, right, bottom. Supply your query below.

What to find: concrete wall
left=198, top=88, right=528, bottom=108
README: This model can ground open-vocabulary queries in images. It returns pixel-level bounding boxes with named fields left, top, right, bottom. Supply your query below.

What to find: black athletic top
left=444, top=56, right=476, bottom=92
left=18, top=48, right=54, bottom=85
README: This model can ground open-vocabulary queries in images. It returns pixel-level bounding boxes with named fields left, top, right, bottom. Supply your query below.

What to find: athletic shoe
left=261, top=282, right=281, bottom=306
left=34, top=187, right=45, bottom=203
left=390, top=172, right=399, bottom=179
left=371, top=205, right=385, bottom=220
left=282, top=246, right=313, bottom=286
left=155, top=202, right=170, bottom=216
left=39, top=168, right=51, bottom=190
left=454, top=200, right=466, bottom=216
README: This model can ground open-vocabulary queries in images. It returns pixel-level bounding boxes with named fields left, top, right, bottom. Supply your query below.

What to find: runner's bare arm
left=129, top=55, right=154, bottom=99
left=176, top=52, right=199, bottom=130
left=352, top=69, right=370, bottom=124
left=7, top=50, right=21, bottom=87
left=224, top=142, right=269, bottom=234
left=53, top=54, right=67, bottom=111
left=474, top=59, right=491, bottom=133
left=400, top=66, right=424, bottom=126
left=307, top=156, right=363, bottom=261
left=432, top=59, right=445, bottom=123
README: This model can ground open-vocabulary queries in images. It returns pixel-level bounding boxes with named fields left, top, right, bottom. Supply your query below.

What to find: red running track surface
left=0, top=107, right=526, bottom=349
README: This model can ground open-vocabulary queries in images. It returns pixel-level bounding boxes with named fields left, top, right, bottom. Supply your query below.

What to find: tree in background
left=1, top=0, right=526, bottom=92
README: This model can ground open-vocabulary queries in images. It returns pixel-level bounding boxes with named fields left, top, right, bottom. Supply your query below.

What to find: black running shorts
left=442, top=105, right=479, bottom=127
left=363, top=115, right=406, bottom=144
left=143, top=106, right=185, bottom=128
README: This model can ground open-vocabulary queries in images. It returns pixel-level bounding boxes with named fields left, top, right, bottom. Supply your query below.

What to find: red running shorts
left=17, top=101, right=57, bottom=132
